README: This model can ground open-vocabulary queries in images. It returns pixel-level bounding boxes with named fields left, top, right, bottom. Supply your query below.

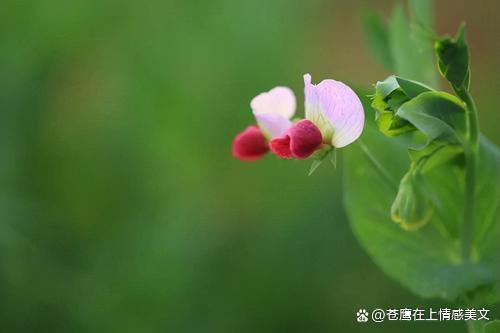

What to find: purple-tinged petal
left=253, top=112, right=293, bottom=139
left=304, top=74, right=365, bottom=148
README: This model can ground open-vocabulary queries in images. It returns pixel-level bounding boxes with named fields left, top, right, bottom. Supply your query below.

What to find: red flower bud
left=232, top=125, right=269, bottom=161
left=269, top=119, right=322, bottom=159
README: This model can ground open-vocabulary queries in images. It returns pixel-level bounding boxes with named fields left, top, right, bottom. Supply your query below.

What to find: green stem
left=456, top=88, right=479, bottom=147
left=358, top=139, right=398, bottom=191
left=453, top=87, right=479, bottom=262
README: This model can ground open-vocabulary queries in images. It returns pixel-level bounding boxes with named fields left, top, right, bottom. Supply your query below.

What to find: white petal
left=250, top=86, right=296, bottom=119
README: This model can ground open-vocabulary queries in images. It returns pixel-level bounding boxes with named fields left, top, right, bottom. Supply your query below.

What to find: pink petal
left=304, top=74, right=364, bottom=148
left=269, top=120, right=323, bottom=160
left=232, top=126, right=269, bottom=161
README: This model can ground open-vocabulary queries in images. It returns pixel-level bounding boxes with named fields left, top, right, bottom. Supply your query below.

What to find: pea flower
left=232, top=74, right=365, bottom=162
left=269, top=74, right=364, bottom=159
left=232, top=86, right=296, bottom=161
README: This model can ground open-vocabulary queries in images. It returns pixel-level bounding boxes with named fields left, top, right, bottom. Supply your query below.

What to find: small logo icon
left=357, top=309, right=369, bottom=322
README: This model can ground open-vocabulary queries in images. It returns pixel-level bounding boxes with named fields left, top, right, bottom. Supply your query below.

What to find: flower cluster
left=232, top=74, right=365, bottom=162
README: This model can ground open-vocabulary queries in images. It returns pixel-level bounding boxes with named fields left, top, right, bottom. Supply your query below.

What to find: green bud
left=435, top=23, right=470, bottom=89
left=372, top=76, right=433, bottom=137
left=390, top=171, right=433, bottom=231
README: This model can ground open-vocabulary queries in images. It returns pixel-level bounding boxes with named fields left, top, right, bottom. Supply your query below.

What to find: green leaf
left=308, top=159, right=323, bottom=176
left=330, top=148, right=337, bottom=168
left=387, top=4, right=438, bottom=87
left=308, top=146, right=335, bottom=176
left=374, top=76, right=433, bottom=101
left=485, top=321, right=500, bottom=333
left=389, top=4, right=419, bottom=80
left=409, top=0, right=433, bottom=28
left=343, top=116, right=500, bottom=299
left=465, top=281, right=500, bottom=307
left=435, top=23, right=470, bottom=89
left=473, top=137, right=500, bottom=288
left=408, top=142, right=463, bottom=174
left=395, top=76, right=434, bottom=98
left=408, top=0, right=438, bottom=88
left=396, top=91, right=467, bottom=147
left=361, top=10, right=393, bottom=70
left=360, top=2, right=437, bottom=86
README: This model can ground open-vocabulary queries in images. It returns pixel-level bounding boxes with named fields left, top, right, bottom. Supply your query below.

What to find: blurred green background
left=1, top=0, right=499, bottom=332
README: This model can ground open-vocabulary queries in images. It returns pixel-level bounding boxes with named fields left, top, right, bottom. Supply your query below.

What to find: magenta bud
left=232, top=125, right=269, bottom=161
left=269, top=119, right=323, bottom=159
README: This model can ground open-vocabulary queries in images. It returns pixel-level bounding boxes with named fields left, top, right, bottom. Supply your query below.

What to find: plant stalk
left=454, top=87, right=479, bottom=262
